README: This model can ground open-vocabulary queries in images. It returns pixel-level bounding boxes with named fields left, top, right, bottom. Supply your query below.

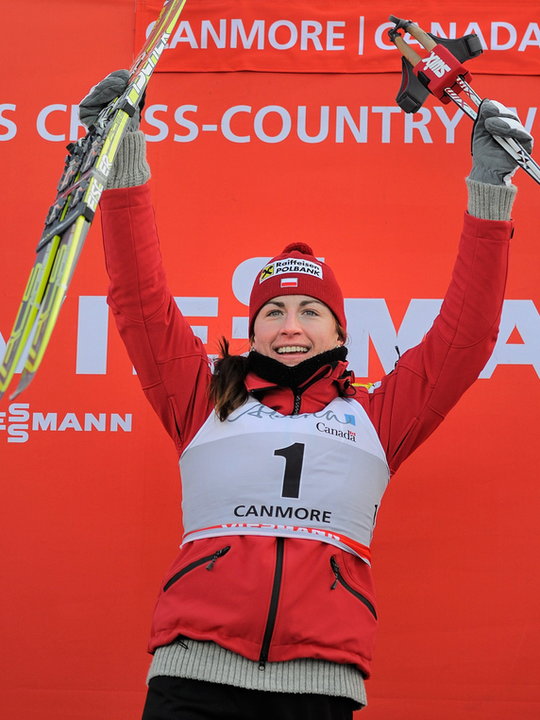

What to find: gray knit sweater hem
left=466, top=178, right=517, bottom=220
left=147, top=639, right=367, bottom=707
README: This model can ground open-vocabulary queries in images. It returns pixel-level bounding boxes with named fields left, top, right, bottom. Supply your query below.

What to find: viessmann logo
left=0, top=403, right=132, bottom=444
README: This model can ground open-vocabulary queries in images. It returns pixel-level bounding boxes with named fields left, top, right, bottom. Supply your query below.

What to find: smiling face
left=251, top=295, right=343, bottom=367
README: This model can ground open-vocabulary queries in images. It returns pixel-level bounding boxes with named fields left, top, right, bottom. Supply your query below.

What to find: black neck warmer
left=246, top=346, right=349, bottom=392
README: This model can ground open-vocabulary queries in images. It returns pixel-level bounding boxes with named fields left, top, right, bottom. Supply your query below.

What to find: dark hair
left=209, top=338, right=250, bottom=421
left=209, top=323, right=347, bottom=421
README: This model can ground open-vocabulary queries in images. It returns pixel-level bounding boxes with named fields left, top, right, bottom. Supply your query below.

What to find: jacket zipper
left=258, top=537, right=285, bottom=669
left=163, top=546, right=231, bottom=592
left=258, top=393, right=300, bottom=668
left=330, top=556, right=377, bottom=619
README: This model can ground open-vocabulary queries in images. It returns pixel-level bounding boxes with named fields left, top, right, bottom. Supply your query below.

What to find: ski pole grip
left=393, top=34, right=422, bottom=66
left=404, top=21, right=437, bottom=51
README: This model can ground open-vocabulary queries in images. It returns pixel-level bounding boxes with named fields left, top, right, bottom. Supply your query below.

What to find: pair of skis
left=0, top=0, right=187, bottom=400
left=388, top=15, right=540, bottom=184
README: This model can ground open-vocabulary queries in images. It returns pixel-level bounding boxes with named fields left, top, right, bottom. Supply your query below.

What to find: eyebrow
left=263, top=299, right=323, bottom=309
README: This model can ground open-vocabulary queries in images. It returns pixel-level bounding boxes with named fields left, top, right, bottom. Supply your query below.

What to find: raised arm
left=81, top=73, right=214, bottom=454
left=367, top=101, right=533, bottom=474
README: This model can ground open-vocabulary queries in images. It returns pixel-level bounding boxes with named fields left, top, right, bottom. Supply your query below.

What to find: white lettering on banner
left=326, top=21, right=346, bottom=51
left=36, top=104, right=67, bottom=142
left=70, top=104, right=86, bottom=141
left=374, top=22, right=397, bottom=51
left=404, top=108, right=433, bottom=143
left=491, top=22, right=517, bottom=51
left=170, top=105, right=537, bottom=144
left=268, top=21, right=299, bottom=51
left=145, top=104, right=537, bottom=145
left=201, top=18, right=227, bottom=49
left=230, top=19, right=264, bottom=50
left=429, top=23, right=457, bottom=40
left=7, top=104, right=535, bottom=145
left=76, top=296, right=109, bottom=374
left=518, top=23, right=540, bottom=51
left=254, top=105, right=292, bottom=143
left=479, top=300, right=540, bottom=378
left=73, top=296, right=218, bottom=374
left=0, top=104, right=17, bottom=140
left=336, top=106, right=368, bottom=142
left=165, top=18, right=347, bottom=52
left=0, top=403, right=132, bottom=444
left=344, top=299, right=442, bottom=375
left=343, top=298, right=540, bottom=378
left=146, top=104, right=170, bottom=141
left=36, top=103, right=86, bottom=142
left=299, top=21, right=322, bottom=51
left=433, top=107, right=464, bottom=143
left=375, top=20, right=540, bottom=52
left=4, top=294, right=537, bottom=380
left=145, top=18, right=540, bottom=55
left=174, top=105, right=200, bottom=141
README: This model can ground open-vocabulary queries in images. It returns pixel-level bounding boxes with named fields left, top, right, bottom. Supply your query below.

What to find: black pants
left=142, top=676, right=358, bottom=720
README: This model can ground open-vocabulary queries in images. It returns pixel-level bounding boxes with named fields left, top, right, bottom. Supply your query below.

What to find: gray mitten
left=470, top=99, right=533, bottom=186
left=79, top=70, right=150, bottom=188
left=79, top=70, right=140, bottom=130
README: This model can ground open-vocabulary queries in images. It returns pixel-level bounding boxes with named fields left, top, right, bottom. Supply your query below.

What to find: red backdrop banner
left=136, top=0, right=540, bottom=74
left=1, top=1, right=539, bottom=719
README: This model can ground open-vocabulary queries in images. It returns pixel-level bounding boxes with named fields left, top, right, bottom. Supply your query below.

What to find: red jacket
left=100, top=184, right=511, bottom=676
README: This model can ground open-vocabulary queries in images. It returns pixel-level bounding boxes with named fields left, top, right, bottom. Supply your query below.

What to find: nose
left=280, top=311, right=302, bottom=335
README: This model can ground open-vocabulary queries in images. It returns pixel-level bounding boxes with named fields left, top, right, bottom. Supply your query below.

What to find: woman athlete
left=81, top=72, right=532, bottom=719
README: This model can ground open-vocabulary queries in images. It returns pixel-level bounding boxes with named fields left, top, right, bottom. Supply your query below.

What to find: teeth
left=276, top=346, right=308, bottom=354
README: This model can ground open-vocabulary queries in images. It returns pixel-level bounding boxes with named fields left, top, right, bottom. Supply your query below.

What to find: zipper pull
left=330, top=556, right=339, bottom=590
left=206, top=545, right=231, bottom=571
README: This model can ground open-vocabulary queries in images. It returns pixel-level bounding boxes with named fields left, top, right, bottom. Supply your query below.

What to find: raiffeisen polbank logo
left=0, top=402, right=132, bottom=443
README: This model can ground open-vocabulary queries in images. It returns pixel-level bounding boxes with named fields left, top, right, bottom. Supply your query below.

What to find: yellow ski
left=0, top=0, right=187, bottom=399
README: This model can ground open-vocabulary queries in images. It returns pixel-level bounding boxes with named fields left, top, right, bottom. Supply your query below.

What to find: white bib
left=179, top=396, right=390, bottom=562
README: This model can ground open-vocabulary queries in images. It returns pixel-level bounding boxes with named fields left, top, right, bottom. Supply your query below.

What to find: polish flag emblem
left=280, top=277, right=299, bottom=288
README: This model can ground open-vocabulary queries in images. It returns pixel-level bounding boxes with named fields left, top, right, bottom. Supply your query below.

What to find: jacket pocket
left=330, top=555, right=377, bottom=619
left=163, top=545, right=231, bottom=592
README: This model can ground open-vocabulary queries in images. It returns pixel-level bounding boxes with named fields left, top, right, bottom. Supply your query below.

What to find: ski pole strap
left=388, top=15, right=482, bottom=112
left=387, top=14, right=540, bottom=186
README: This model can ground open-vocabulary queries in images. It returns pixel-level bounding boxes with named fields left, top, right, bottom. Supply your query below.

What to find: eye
left=302, top=308, right=319, bottom=317
left=265, top=308, right=283, bottom=317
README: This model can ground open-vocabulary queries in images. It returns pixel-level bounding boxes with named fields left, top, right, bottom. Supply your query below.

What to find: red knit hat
left=248, top=243, right=346, bottom=337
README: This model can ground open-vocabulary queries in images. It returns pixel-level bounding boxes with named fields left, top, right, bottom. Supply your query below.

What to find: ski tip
left=11, top=373, right=33, bottom=400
